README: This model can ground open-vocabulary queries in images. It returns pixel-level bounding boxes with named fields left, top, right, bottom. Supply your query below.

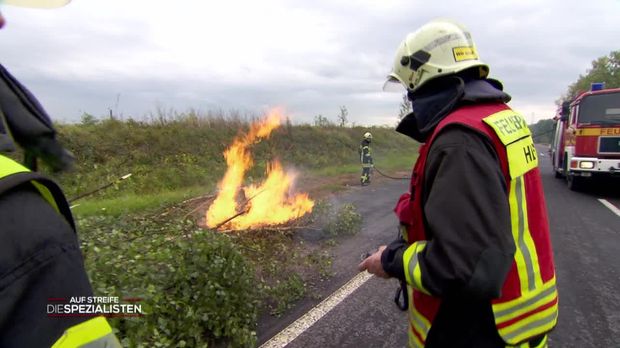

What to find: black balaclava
left=0, top=64, right=74, bottom=171
left=396, top=71, right=511, bottom=143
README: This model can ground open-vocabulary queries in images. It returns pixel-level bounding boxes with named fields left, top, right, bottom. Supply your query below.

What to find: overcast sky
left=1, top=0, right=618, bottom=125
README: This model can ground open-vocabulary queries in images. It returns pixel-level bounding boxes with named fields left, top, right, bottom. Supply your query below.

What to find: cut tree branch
left=211, top=190, right=265, bottom=230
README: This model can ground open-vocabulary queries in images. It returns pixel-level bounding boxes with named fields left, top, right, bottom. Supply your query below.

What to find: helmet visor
left=1, top=0, right=71, bottom=8
left=382, top=76, right=406, bottom=92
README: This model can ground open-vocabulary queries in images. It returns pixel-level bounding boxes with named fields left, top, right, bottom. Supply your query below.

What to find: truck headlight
left=579, top=161, right=595, bottom=169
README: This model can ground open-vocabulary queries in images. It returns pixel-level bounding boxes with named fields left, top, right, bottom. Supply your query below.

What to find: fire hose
left=372, top=165, right=410, bottom=180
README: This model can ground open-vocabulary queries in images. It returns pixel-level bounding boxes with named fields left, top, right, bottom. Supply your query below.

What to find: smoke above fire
left=206, top=110, right=314, bottom=230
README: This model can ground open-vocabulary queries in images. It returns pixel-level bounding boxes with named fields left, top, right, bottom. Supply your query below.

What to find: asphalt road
left=259, top=146, right=620, bottom=348
left=258, top=177, right=410, bottom=347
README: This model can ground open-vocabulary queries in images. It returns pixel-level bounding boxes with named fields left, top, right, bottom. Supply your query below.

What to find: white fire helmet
left=1, top=0, right=71, bottom=8
left=363, top=132, right=372, bottom=140
left=383, top=19, right=489, bottom=93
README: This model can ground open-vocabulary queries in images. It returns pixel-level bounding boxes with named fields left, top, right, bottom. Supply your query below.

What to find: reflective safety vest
left=395, top=103, right=558, bottom=347
left=359, top=141, right=373, bottom=167
left=0, top=154, right=74, bottom=229
left=0, top=155, right=120, bottom=348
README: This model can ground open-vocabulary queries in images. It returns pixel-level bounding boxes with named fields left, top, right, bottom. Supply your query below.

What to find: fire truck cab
left=550, top=83, right=620, bottom=190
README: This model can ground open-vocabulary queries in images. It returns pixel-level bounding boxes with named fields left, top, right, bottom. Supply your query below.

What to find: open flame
left=206, top=110, right=314, bottom=230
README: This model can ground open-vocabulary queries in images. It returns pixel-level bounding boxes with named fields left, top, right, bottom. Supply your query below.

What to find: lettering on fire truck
left=577, top=128, right=620, bottom=136
left=602, top=128, right=620, bottom=136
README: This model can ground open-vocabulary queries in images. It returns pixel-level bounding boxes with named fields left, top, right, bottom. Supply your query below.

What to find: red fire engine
left=550, top=83, right=620, bottom=190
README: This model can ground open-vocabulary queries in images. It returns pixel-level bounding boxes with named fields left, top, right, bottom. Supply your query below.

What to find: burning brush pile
left=206, top=111, right=314, bottom=231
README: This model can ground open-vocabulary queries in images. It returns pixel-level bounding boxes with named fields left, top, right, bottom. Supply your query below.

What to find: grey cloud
left=1, top=0, right=618, bottom=125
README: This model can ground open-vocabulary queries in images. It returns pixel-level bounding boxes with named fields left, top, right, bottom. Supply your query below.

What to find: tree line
left=531, top=50, right=620, bottom=144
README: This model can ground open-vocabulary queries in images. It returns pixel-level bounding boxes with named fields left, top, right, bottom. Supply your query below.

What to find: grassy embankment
left=52, top=114, right=417, bottom=216
left=39, top=113, right=419, bottom=347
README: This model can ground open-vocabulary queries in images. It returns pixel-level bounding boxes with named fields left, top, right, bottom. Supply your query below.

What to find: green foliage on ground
left=230, top=228, right=311, bottom=318
left=78, top=215, right=258, bottom=347
left=40, top=113, right=411, bottom=346
left=308, top=201, right=362, bottom=237
left=262, top=274, right=306, bottom=317
left=325, top=203, right=363, bottom=237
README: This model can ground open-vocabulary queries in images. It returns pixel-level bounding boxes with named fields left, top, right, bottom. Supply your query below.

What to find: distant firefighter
left=359, top=132, right=373, bottom=185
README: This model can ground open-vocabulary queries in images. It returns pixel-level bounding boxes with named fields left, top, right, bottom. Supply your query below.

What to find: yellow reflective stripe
left=516, top=177, right=543, bottom=290
left=508, top=176, right=543, bottom=293
left=408, top=301, right=431, bottom=340
left=493, top=280, right=557, bottom=323
left=535, top=335, right=548, bottom=348
left=508, top=178, right=530, bottom=294
left=408, top=328, right=424, bottom=348
left=483, top=110, right=531, bottom=145
left=0, top=155, right=62, bottom=215
left=499, top=303, right=558, bottom=344
left=0, top=155, right=29, bottom=177
left=406, top=285, right=432, bottom=343
left=403, top=241, right=429, bottom=294
left=52, top=316, right=113, bottom=348
left=31, top=181, right=61, bottom=215
left=403, top=243, right=416, bottom=285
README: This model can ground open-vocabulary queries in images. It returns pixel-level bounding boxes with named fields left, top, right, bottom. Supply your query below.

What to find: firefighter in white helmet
left=0, top=1, right=122, bottom=347
left=359, top=132, right=373, bottom=185
left=359, top=19, right=557, bottom=347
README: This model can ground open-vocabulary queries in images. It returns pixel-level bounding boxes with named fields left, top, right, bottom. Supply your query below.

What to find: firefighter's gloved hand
left=358, top=245, right=389, bottom=278
left=25, top=137, right=75, bottom=172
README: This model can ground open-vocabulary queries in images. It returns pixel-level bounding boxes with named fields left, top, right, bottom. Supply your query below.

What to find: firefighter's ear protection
left=400, top=50, right=432, bottom=72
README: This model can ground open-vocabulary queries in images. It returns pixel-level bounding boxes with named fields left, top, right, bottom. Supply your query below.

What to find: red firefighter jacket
left=395, top=102, right=558, bottom=347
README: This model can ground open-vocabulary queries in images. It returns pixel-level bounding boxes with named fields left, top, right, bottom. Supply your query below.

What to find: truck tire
left=553, top=153, right=563, bottom=178
left=564, top=154, right=582, bottom=191
left=567, top=174, right=583, bottom=191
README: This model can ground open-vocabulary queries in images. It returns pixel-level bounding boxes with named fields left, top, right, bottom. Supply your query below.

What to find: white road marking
left=598, top=199, right=620, bottom=217
left=259, top=271, right=373, bottom=348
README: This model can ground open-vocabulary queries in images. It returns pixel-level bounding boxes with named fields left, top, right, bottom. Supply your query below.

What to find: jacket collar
left=396, top=77, right=511, bottom=142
